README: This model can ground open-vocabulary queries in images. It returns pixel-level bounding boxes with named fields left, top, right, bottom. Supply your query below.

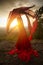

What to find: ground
left=0, top=40, right=43, bottom=65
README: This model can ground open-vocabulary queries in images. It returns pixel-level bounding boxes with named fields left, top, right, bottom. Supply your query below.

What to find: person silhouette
left=6, top=6, right=39, bottom=62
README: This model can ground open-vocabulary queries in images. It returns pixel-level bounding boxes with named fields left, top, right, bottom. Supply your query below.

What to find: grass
left=0, top=30, right=43, bottom=65
left=0, top=50, right=43, bottom=65
left=0, top=39, right=43, bottom=65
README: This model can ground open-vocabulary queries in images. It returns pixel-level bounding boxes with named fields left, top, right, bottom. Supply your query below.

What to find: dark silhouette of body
left=7, top=5, right=35, bottom=31
left=7, top=5, right=38, bottom=62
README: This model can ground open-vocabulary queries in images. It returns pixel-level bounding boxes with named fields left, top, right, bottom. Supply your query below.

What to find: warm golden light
left=21, top=15, right=28, bottom=28
left=0, top=15, right=36, bottom=29
left=29, top=16, right=36, bottom=27
left=10, top=18, right=18, bottom=29
left=9, top=15, right=28, bottom=30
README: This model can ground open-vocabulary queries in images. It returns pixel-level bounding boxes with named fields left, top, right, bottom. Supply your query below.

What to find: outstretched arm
left=6, top=11, right=17, bottom=32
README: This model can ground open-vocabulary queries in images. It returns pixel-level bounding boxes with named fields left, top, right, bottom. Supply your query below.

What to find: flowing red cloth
left=6, top=12, right=38, bottom=62
left=7, top=34, right=39, bottom=62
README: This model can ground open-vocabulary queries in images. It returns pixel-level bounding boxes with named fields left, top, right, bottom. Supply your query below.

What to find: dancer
left=6, top=5, right=39, bottom=62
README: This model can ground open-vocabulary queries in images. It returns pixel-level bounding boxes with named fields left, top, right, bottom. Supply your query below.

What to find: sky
left=0, top=0, right=43, bottom=28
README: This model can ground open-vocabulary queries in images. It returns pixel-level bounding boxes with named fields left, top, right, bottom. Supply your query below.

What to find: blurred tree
left=33, top=6, right=43, bottom=39
left=35, top=6, right=43, bottom=19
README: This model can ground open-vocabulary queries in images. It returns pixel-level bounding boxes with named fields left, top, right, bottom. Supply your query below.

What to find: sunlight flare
left=0, top=15, right=36, bottom=29
left=10, top=18, right=18, bottom=29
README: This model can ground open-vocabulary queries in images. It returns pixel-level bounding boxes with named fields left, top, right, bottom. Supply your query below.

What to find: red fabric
left=7, top=17, right=38, bottom=62
left=7, top=38, right=39, bottom=62
left=7, top=48, right=39, bottom=62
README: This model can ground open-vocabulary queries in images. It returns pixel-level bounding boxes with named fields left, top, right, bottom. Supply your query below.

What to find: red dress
left=7, top=20, right=38, bottom=62
left=6, top=8, right=39, bottom=62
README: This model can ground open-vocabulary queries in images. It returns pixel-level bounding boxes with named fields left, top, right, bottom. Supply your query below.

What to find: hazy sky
left=0, top=0, right=43, bottom=28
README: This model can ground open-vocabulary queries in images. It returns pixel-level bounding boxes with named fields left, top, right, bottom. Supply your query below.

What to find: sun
left=10, top=18, right=18, bottom=29
left=8, top=14, right=36, bottom=30
left=0, top=15, right=36, bottom=30
left=10, top=15, right=28, bottom=29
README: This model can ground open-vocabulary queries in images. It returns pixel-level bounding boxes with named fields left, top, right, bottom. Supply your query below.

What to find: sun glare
left=0, top=15, right=36, bottom=29
left=10, top=15, right=28, bottom=29
left=10, top=18, right=18, bottom=29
